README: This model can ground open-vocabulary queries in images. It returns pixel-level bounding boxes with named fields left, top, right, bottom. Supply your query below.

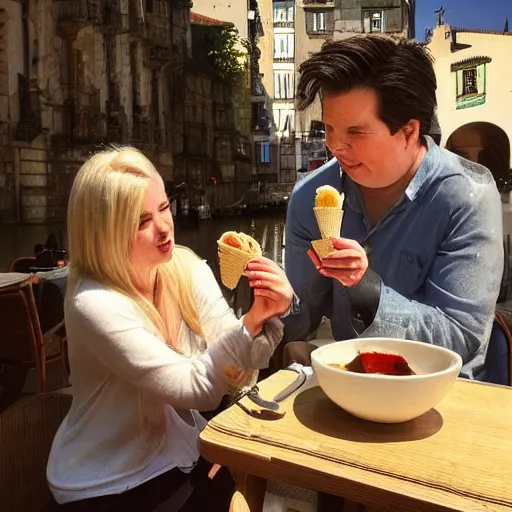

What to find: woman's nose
left=154, top=216, right=170, bottom=237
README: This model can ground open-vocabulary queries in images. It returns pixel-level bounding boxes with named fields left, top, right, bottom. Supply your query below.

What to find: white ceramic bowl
left=311, top=338, right=463, bottom=423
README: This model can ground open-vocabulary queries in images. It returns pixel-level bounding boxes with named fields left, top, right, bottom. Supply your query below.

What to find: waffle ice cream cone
left=313, top=207, right=344, bottom=239
left=311, top=238, right=337, bottom=259
left=311, top=185, right=345, bottom=257
left=217, top=231, right=262, bottom=290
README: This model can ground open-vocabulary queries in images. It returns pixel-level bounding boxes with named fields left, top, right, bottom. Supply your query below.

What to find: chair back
left=8, top=257, right=36, bottom=274
left=0, top=275, right=47, bottom=393
left=490, top=305, right=512, bottom=386
left=0, top=392, right=72, bottom=511
left=0, top=276, right=44, bottom=365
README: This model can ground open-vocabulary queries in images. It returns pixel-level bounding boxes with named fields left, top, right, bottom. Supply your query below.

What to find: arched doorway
left=446, top=122, right=510, bottom=181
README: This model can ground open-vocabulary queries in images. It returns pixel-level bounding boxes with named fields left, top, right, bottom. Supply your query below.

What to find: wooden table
left=200, top=370, right=512, bottom=512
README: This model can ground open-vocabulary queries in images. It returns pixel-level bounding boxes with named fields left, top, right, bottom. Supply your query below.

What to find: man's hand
left=308, top=237, right=368, bottom=287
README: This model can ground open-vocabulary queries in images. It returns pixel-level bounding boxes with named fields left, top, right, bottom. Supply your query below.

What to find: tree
left=208, top=25, right=247, bottom=86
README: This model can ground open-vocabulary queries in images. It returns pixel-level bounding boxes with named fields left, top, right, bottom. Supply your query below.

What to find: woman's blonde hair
left=66, top=146, right=202, bottom=341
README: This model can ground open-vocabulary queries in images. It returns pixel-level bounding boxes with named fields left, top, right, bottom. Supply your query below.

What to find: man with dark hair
left=278, top=35, right=503, bottom=379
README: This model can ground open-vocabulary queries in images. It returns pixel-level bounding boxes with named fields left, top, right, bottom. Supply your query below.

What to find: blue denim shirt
left=283, top=137, right=504, bottom=378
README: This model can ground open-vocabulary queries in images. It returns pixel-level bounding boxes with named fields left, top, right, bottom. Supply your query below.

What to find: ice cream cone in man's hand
left=308, top=236, right=368, bottom=287
left=311, top=185, right=345, bottom=259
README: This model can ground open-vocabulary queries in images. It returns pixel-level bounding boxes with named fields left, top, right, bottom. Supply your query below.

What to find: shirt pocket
left=398, top=249, right=425, bottom=296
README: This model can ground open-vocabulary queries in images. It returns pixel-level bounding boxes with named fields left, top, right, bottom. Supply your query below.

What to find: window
left=313, top=12, right=326, bottom=31
left=309, top=120, right=325, bottom=139
left=462, top=69, right=478, bottom=96
left=306, top=11, right=332, bottom=34
left=274, top=71, right=294, bottom=100
left=260, top=142, right=270, bottom=163
left=371, top=11, right=382, bottom=32
left=273, top=34, right=294, bottom=60
left=273, top=109, right=295, bottom=133
left=273, top=2, right=294, bottom=24
left=455, top=63, right=487, bottom=109
left=363, top=10, right=384, bottom=33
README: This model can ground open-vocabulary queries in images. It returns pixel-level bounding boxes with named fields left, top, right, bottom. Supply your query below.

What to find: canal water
left=0, top=214, right=287, bottom=272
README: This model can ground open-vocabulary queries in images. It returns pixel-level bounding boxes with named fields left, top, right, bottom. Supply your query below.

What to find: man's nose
left=329, top=143, right=351, bottom=159
left=327, top=136, right=351, bottom=155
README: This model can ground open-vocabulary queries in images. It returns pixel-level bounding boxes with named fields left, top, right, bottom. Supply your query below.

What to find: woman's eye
left=139, top=218, right=150, bottom=229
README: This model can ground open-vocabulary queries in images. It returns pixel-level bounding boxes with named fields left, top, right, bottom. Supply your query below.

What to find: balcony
left=303, top=0, right=335, bottom=8
left=273, top=20, right=294, bottom=28
left=129, top=13, right=171, bottom=47
left=15, top=75, right=42, bottom=142
left=144, top=45, right=171, bottom=68
left=54, top=0, right=124, bottom=38
left=251, top=75, right=265, bottom=101
left=306, top=28, right=334, bottom=36
left=273, top=56, right=294, bottom=63
left=131, top=114, right=153, bottom=144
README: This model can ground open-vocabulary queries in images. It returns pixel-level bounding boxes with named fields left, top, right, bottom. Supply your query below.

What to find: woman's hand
left=243, top=256, right=293, bottom=337
left=308, top=237, right=368, bottom=287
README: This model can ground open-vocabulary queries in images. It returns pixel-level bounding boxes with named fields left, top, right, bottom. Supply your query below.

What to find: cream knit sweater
left=47, top=260, right=283, bottom=504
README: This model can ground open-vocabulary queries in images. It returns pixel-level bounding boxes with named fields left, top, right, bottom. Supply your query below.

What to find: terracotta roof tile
left=190, top=11, right=230, bottom=26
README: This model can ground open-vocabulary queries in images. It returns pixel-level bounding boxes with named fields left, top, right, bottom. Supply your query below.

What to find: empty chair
left=0, top=392, right=72, bottom=511
left=0, top=275, right=65, bottom=411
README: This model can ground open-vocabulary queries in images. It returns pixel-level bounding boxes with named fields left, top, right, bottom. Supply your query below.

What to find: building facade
left=427, top=22, right=512, bottom=182
left=186, top=0, right=276, bottom=207
left=0, top=0, right=191, bottom=223
left=173, top=12, right=254, bottom=213
left=0, top=0, right=260, bottom=224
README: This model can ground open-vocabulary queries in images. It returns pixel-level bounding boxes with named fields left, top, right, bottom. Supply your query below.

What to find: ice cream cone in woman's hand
left=311, top=185, right=345, bottom=258
left=217, top=231, right=262, bottom=289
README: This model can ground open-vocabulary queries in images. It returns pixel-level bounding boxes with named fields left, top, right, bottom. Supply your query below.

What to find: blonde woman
left=45, top=147, right=292, bottom=511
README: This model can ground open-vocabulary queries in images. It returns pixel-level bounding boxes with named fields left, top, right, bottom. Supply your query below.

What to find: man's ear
left=401, top=119, right=421, bottom=147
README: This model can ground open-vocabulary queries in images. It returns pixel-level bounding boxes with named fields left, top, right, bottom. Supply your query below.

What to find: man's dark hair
left=297, top=35, right=437, bottom=137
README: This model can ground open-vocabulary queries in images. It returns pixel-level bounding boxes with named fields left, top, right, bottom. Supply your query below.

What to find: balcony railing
left=306, top=28, right=334, bottom=36
left=303, top=0, right=335, bottom=7
left=55, top=0, right=124, bottom=37
left=129, top=14, right=171, bottom=47
left=144, top=45, right=171, bottom=68
left=131, top=114, right=152, bottom=144
left=273, top=20, right=294, bottom=28
left=273, top=56, right=294, bottom=63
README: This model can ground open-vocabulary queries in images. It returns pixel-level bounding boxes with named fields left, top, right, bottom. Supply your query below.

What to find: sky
left=415, top=0, right=511, bottom=41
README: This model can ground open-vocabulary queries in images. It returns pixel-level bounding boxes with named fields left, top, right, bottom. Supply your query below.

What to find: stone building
left=186, top=0, right=274, bottom=205
left=171, top=12, right=253, bottom=213
left=0, top=0, right=191, bottom=223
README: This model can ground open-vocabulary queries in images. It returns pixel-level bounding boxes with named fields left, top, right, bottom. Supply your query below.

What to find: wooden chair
left=0, top=392, right=72, bottom=511
left=8, top=256, right=36, bottom=274
left=0, top=276, right=65, bottom=411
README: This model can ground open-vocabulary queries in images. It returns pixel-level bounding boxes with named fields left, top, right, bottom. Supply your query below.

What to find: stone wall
left=0, top=0, right=186, bottom=224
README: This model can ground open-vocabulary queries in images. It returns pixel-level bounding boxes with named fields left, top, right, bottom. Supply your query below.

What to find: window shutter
left=476, top=65, right=485, bottom=94
left=306, top=12, right=314, bottom=33
left=384, top=8, right=402, bottom=32
left=327, top=10, right=334, bottom=31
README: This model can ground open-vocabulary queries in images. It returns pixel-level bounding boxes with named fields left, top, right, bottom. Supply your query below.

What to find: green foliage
left=208, top=25, right=247, bottom=86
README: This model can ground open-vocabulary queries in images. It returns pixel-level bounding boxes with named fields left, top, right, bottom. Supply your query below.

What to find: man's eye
left=160, top=203, right=170, bottom=212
